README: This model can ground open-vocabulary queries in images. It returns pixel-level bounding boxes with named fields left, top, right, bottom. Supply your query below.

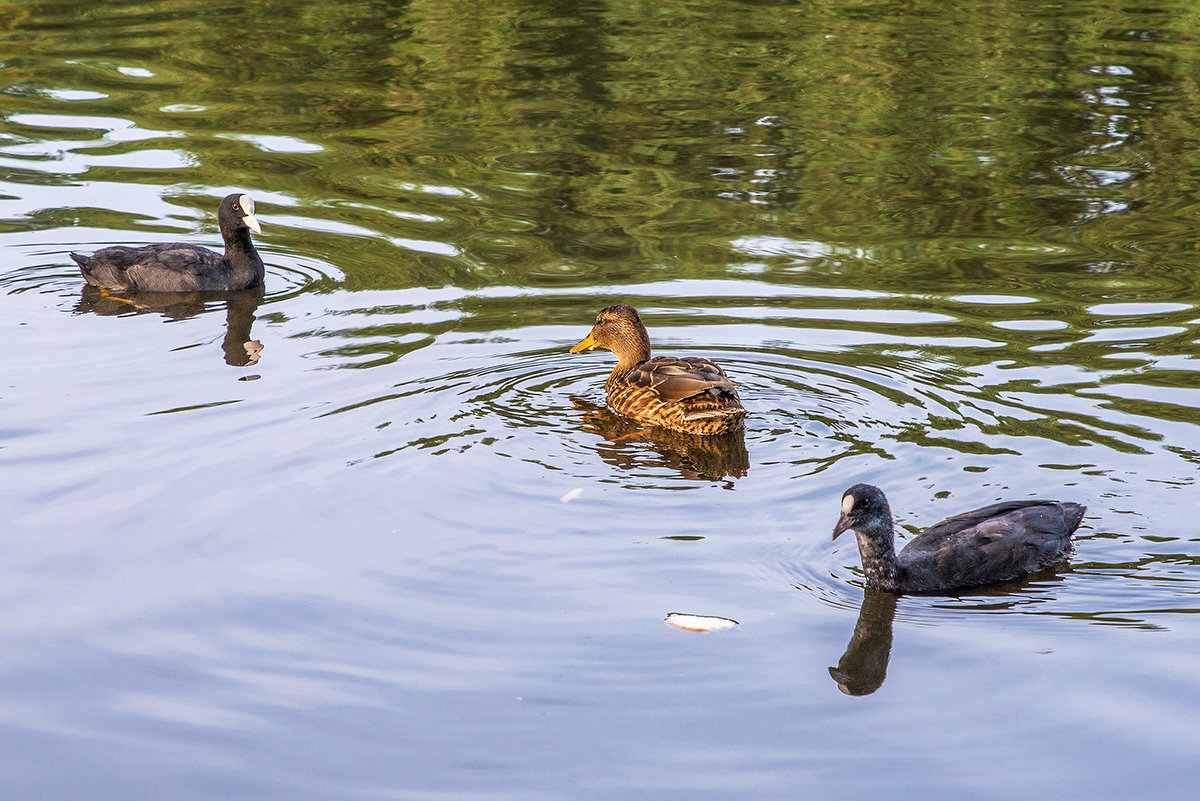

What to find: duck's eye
left=232, top=203, right=239, bottom=210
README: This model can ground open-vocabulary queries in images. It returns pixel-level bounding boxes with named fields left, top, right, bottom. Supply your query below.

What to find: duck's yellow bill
left=570, top=332, right=598, bottom=353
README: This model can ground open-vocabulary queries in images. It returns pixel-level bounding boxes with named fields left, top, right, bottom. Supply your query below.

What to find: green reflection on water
left=3, top=0, right=1199, bottom=304
left=3, top=0, right=1198, bottom=444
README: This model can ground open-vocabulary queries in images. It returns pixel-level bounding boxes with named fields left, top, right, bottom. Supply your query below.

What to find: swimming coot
left=832, top=483, right=1086, bottom=594
left=569, top=303, right=747, bottom=435
left=71, top=193, right=264, bottom=292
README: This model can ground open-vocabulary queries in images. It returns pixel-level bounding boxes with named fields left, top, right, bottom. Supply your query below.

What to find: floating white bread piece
left=665, top=613, right=738, bottom=632
left=559, top=488, right=583, bottom=504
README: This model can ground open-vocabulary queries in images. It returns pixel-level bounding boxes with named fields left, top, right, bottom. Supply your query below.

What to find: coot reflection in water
left=74, top=284, right=265, bottom=367
left=571, top=397, right=749, bottom=484
left=829, top=590, right=897, bottom=696
left=829, top=570, right=1075, bottom=696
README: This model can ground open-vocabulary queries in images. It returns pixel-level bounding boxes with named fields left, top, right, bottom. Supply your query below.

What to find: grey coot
left=832, top=483, right=1086, bottom=594
left=71, top=193, right=264, bottom=292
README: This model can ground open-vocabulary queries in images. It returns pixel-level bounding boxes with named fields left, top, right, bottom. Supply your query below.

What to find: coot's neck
left=854, top=518, right=902, bottom=593
left=222, top=227, right=265, bottom=287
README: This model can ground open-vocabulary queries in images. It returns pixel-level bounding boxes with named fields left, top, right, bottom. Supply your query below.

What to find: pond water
left=4, top=0, right=1200, bottom=798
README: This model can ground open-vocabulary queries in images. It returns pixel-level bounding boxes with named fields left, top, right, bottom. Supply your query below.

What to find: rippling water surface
left=4, top=0, right=1200, bottom=798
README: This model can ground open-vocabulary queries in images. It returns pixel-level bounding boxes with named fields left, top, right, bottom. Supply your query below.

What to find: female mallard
left=569, top=303, right=747, bottom=435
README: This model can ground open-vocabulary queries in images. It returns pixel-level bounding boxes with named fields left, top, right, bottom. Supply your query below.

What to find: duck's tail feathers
left=683, top=407, right=748, bottom=422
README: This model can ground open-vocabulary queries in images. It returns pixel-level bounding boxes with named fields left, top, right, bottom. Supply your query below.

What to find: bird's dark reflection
left=829, top=589, right=897, bottom=696
left=571, top=397, right=749, bottom=483
left=828, top=569, right=1074, bottom=696
left=75, top=284, right=264, bottom=366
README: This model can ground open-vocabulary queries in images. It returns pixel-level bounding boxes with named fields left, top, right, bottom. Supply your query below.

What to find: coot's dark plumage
left=832, top=484, right=1086, bottom=594
left=569, top=303, right=747, bottom=435
left=71, top=193, right=264, bottom=292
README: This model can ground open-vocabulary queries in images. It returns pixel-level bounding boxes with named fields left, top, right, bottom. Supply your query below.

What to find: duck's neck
left=854, top=520, right=901, bottom=593
left=223, top=228, right=265, bottom=287
left=611, top=330, right=652, bottom=372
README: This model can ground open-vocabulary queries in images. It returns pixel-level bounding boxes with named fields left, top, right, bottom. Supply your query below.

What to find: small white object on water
left=559, top=488, right=583, bottom=504
left=665, top=613, right=738, bottom=632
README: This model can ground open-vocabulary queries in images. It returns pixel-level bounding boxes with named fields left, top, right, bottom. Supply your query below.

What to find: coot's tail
left=70, top=252, right=97, bottom=281
left=71, top=252, right=111, bottom=287
left=1061, top=503, right=1087, bottom=533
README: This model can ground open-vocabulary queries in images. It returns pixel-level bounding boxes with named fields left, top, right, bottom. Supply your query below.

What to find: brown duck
left=569, top=303, right=747, bottom=435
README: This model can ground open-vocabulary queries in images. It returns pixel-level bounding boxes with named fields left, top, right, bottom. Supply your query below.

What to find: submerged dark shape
left=569, top=303, right=747, bottom=435
left=71, top=193, right=265, bottom=292
left=832, top=484, right=1086, bottom=594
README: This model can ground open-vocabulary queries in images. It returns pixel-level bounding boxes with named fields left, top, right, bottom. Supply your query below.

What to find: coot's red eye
left=232, top=203, right=239, bottom=210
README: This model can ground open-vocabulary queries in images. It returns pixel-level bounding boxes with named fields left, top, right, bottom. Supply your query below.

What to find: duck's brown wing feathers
left=607, top=356, right=745, bottom=434
left=626, top=356, right=737, bottom=404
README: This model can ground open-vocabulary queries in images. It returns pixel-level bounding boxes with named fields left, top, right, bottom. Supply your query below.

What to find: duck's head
left=570, top=303, right=651, bottom=363
left=833, top=483, right=892, bottom=541
left=218, top=193, right=263, bottom=235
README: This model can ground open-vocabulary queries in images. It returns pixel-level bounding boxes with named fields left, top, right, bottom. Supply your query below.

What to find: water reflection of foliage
left=12, top=0, right=1200, bottom=300
left=10, top=0, right=1200, bottom=463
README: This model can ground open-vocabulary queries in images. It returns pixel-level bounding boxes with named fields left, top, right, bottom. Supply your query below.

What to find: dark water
left=4, top=0, right=1200, bottom=797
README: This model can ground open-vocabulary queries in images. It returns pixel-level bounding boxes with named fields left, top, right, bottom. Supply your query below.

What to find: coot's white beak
left=239, top=193, right=262, bottom=234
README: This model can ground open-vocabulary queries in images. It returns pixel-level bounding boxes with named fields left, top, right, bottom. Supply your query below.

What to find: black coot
left=832, top=483, right=1086, bottom=594
left=71, top=193, right=264, bottom=292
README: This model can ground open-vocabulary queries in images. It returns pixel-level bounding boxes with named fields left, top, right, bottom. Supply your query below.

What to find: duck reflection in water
left=75, top=284, right=265, bottom=367
left=571, top=397, right=749, bottom=483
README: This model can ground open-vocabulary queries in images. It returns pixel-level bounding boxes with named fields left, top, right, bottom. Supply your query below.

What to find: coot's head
left=570, top=303, right=650, bottom=360
left=218, top=193, right=263, bottom=235
left=833, top=483, right=892, bottom=541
